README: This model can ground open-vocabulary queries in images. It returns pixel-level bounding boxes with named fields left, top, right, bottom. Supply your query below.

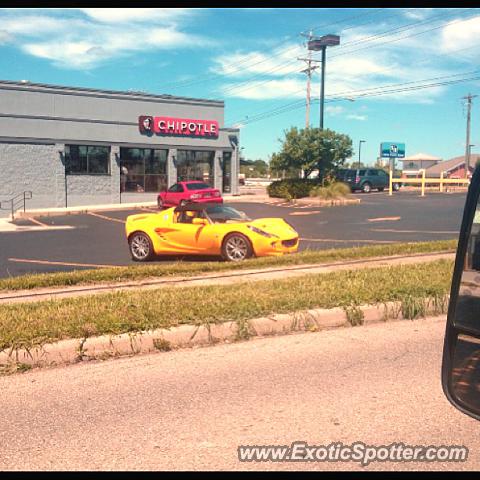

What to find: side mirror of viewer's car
left=442, top=165, right=480, bottom=420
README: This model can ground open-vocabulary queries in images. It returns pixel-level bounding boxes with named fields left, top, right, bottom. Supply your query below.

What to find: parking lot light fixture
left=308, top=34, right=340, bottom=130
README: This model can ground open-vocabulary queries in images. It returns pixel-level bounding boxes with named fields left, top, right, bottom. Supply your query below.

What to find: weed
left=344, top=305, right=365, bottom=326
left=153, top=338, right=172, bottom=352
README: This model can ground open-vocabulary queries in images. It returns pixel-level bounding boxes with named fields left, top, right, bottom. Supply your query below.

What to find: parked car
left=340, top=168, right=401, bottom=193
left=157, top=181, right=223, bottom=209
left=126, top=202, right=299, bottom=262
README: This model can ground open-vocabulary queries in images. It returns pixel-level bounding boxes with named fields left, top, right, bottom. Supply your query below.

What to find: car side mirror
left=442, top=165, right=480, bottom=421
left=192, top=218, right=208, bottom=226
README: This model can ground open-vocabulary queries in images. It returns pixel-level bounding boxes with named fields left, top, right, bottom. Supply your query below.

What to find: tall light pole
left=307, top=34, right=340, bottom=130
left=358, top=140, right=366, bottom=169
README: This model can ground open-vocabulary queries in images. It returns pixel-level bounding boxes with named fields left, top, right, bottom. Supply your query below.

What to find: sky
left=1, top=7, right=480, bottom=165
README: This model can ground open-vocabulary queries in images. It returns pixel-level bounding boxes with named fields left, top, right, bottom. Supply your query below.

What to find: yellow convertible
left=125, top=203, right=299, bottom=262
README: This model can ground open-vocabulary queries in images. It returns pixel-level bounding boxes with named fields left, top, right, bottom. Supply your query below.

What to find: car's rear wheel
left=129, top=232, right=154, bottom=262
left=362, top=182, right=372, bottom=193
left=222, top=233, right=253, bottom=262
left=378, top=187, right=385, bottom=192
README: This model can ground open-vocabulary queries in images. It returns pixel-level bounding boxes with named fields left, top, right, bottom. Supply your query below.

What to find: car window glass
left=186, top=183, right=210, bottom=191
left=168, top=184, right=179, bottom=192
left=205, top=205, right=251, bottom=223
left=359, top=170, right=366, bottom=176
left=368, top=170, right=379, bottom=176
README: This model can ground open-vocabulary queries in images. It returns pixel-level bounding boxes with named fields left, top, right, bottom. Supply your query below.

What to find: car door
left=377, top=169, right=388, bottom=188
left=367, top=169, right=380, bottom=188
left=164, top=183, right=184, bottom=206
left=163, top=211, right=217, bottom=253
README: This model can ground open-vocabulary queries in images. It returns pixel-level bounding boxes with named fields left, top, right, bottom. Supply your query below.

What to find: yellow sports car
left=125, top=203, right=299, bottom=262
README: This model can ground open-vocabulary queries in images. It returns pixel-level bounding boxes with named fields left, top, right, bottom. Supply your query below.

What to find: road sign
left=380, top=142, right=405, bottom=159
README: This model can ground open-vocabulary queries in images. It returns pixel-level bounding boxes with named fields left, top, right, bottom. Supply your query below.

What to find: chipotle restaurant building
left=0, top=80, right=240, bottom=213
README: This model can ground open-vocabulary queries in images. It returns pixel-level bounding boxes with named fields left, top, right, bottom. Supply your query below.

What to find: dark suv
left=337, top=168, right=400, bottom=193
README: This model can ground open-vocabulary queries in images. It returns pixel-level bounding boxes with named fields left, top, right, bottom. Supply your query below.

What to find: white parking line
left=8, top=258, right=121, bottom=268
left=370, top=228, right=458, bottom=234
left=87, top=212, right=126, bottom=224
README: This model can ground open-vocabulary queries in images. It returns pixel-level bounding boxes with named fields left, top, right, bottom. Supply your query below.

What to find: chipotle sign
left=139, top=115, right=219, bottom=138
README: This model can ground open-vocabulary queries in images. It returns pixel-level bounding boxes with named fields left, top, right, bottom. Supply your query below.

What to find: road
left=0, top=191, right=466, bottom=278
left=1, top=317, right=478, bottom=471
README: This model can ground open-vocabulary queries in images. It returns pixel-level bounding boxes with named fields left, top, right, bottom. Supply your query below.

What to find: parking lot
left=0, top=190, right=466, bottom=278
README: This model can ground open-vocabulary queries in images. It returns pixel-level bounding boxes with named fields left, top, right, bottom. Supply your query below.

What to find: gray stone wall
left=0, top=142, right=59, bottom=216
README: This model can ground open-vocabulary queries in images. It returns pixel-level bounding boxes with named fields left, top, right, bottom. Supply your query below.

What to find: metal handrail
left=0, top=191, right=32, bottom=219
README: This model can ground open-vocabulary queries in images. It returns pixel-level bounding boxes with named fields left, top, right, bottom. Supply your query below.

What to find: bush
left=267, top=178, right=319, bottom=199
left=310, top=181, right=351, bottom=199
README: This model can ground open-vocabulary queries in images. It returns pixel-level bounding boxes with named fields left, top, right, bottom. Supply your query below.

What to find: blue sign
left=380, top=142, right=405, bottom=159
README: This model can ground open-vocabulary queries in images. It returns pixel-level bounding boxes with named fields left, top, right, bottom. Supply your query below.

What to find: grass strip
left=0, top=259, right=454, bottom=352
left=0, top=239, right=457, bottom=292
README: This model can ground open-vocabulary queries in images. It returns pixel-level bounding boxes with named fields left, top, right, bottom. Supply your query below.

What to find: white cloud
left=0, top=8, right=209, bottom=69
left=346, top=114, right=367, bottom=121
left=326, top=105, right=344, bottom=116
left=441, top=14, right=480, bottom=51
left=79, top=8, right=191, bottom=24
left=212, top=43, right=303, bottom=78
left=221, top=78, right=305, bottom=100
left=402, top=8, right=435, bottom=21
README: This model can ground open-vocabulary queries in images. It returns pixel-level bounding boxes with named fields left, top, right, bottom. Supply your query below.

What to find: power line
left=228, top=38, right=480, bottom=125
left=220, top=8, right=476, bottom=98
left=227, top=71, right=480, bottom=127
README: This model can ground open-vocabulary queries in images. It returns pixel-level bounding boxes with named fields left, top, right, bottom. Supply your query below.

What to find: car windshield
left=204, top=205, right=251, bottom=223
left=186, top=182, right=211, bottom=191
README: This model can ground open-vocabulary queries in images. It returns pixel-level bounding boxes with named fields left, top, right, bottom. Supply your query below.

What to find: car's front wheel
left=129, top=232, right=155, bottom=262
left=222, top=233, right=253, bottom=262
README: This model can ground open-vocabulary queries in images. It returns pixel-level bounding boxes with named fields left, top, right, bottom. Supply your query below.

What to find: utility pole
left=299, top=31, right=320, bottom=129
left=463, top=93, right=478, bottom=179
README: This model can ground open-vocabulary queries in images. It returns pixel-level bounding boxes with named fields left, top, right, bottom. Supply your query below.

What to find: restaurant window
left=176, top=150, right=214, bottom=187
left=222, top=151, right=232, bottom=193
left=120, top=148, right=168, bottom=193
left=65, top=145, right=110, bottom=175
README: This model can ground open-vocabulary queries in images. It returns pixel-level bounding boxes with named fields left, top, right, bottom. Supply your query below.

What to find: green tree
left=240, top=158, right=269, bottom=177
left=271, top=127, right=353, bottom=180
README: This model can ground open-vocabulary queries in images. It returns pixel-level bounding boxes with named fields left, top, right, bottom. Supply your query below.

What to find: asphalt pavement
left=0, top=316, right=477, bottom=471
left=0, top=191, right=466, bottom=278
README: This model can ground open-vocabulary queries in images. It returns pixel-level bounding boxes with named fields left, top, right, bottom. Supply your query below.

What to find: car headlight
left=248, top=225, right=279, bottom=238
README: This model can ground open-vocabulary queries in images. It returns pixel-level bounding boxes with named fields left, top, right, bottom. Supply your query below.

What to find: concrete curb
left=0, top=298, right=448, bottom=372
left=15, top=194, right=358, bottom=218
left=16, top=201, right=158, bottom=219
